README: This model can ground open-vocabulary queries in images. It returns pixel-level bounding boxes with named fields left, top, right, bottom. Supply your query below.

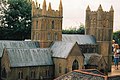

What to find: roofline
left=81, top=69, right=104, bottom=75
left=10, top=65, right=53, bottom=68
left=74, top=70, right=106, bottom=77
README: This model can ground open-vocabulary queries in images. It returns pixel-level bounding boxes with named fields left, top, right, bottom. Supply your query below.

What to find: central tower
left=31, top=0, right=63, bottom=48
left=85, top=5, right=114, bottom=72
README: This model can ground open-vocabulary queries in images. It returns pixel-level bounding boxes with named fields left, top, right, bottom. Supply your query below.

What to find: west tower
left=85, top=5, right=114, bottom=72
left=31, top=0, right=63, bottom=48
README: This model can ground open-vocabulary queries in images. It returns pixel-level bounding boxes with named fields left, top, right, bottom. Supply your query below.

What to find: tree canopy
left=113, top=31, right=120, bottom=45
left=0, top=0, right=31, bottom=40
left=62, top=24, right=85, bottom=34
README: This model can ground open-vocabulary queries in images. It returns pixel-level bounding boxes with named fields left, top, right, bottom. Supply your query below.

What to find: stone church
left=0, top=0, right=113, bottom=80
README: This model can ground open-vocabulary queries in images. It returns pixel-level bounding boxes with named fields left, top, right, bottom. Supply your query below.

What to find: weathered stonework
left=31, top=0, right=63, bottom=48
left=85, top=5, right=114, bottom=72
left=1, top=49, right=54, bottom=80
left=53, top=43, right=84, bottom=78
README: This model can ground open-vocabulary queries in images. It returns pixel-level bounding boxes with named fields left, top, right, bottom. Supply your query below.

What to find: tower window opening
left=36, top=20, right=38, bottom=29
left=54, top=33, right=58, bottom=40
left=52, top=21, right=54, bottom=29
left=48, top=33, right=51, bottom=40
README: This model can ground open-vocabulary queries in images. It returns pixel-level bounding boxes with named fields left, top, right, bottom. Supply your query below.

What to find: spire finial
left=86, top=5, right=91, bottom=11
left=42, top=0, right=46, bottom=9
left=48, top=2, right=52, bottom=11
left=59, top=0, right=63, bottom=10
left=36, top=0, right=38, bottom=8
left=98, top=4, right=103, bottom=11
left=110, top=5, right=114, bottom=12
left=42, top=0, right=46, bottom=15
left=59, top=0, right=63, bottom=16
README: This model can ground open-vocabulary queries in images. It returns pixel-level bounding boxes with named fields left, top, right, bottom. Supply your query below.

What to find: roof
left=55, top=70, right=105, bottom=80
left=54, top=70, right=120, bottom=80
left=108, top=76, right=120, bottom=80
left=88, top=54, right=103, bottom=66
left=81, top=69, right=104, bottom=75
left=0, top=49, right=3, bottom=57
left=84, top=53, right=100, bottom=65
left=51, top=41, right=76, bottom=58
left=6, top=48, right=53, bottom=67
left=62, top=34, right=96, bottom=45
left=0, top=41, right=40, bottom=49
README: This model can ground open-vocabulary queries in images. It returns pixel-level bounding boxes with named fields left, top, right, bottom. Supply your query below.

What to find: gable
left=68, top=43, right=84, bottom=58
left=1, top=49, right=11, bottom=72
left=51, top=41, right=76, bottom=58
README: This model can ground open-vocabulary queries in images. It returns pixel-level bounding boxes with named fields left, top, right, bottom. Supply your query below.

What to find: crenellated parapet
left=85, top=4, right=114, bottom=41
left=32, top=0, right=63, bottom=17
left=86, top=5, right=114, bottom=29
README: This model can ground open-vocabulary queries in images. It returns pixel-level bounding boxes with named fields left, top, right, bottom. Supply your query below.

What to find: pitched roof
left=54, top=70, right=120, bottom=80
left=6, top=48, right=53, bottom=67
left=62, top=34, right=96, bottom=45
left=84, top=53, right=99, bottom=65
left=108, top=76, right=120, bottom=80
left=0, top=41, right=40, bottom=49
left=51, top=41, right=76, bottom=58
left=81, top=69, right=104, bottom=75
left=88, top=54, right=103, bottom=66
left=55, top=70, right=105, bottom=80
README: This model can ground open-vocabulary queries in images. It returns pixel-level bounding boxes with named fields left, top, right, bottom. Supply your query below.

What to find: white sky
left=36, top=0, right=120, bottom=32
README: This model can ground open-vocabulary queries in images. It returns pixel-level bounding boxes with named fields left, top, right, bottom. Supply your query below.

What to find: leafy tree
left=113, top=31, right=120, bottom=45
left=1, top=0, right=31, bottom=40
left=62, top=24, right=85, bottom=34
left=0, top=0, right=8, bottom=27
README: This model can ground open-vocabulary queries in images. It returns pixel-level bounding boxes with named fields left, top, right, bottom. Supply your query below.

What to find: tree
left=62, top=24, right=85, bottom=34
left=0, top=0, right=8, bottom=27
left=2, top=0, right=31, bottom=40
left=113, top=31, right=120, bottom=45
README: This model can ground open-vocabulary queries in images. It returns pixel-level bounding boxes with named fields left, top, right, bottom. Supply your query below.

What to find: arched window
left=36, top=33, right=39, bottom=40
left=31, top=71, right=35, bottom=79
left=52, top=21, right=54, bottom=29
left=72, top=59, right=79, bottom=70
left=59, top=63, right=62, bottom=73
left=18, top=71, right=23, bottom=79
left=48, top=33, right=51, bottom=40
left=36, top=20, right=38, bottom=29
left=54, top=33, right=58, bottom=40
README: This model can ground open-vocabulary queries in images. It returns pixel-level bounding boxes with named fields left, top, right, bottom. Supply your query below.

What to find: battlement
left=32, top=0, right=63, bottom=17
left=90, top=10, right=112, bottom=13
left=86, top=5, right=114, bottom=13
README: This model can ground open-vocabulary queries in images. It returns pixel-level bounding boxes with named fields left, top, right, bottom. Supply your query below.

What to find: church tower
left=85, top=5, right=114, bottom=72
left=31, top=0, right=63, bottom=48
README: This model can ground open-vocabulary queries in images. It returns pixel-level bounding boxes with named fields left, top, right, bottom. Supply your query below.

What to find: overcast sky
left=36, top=0, right=120, bottom=32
